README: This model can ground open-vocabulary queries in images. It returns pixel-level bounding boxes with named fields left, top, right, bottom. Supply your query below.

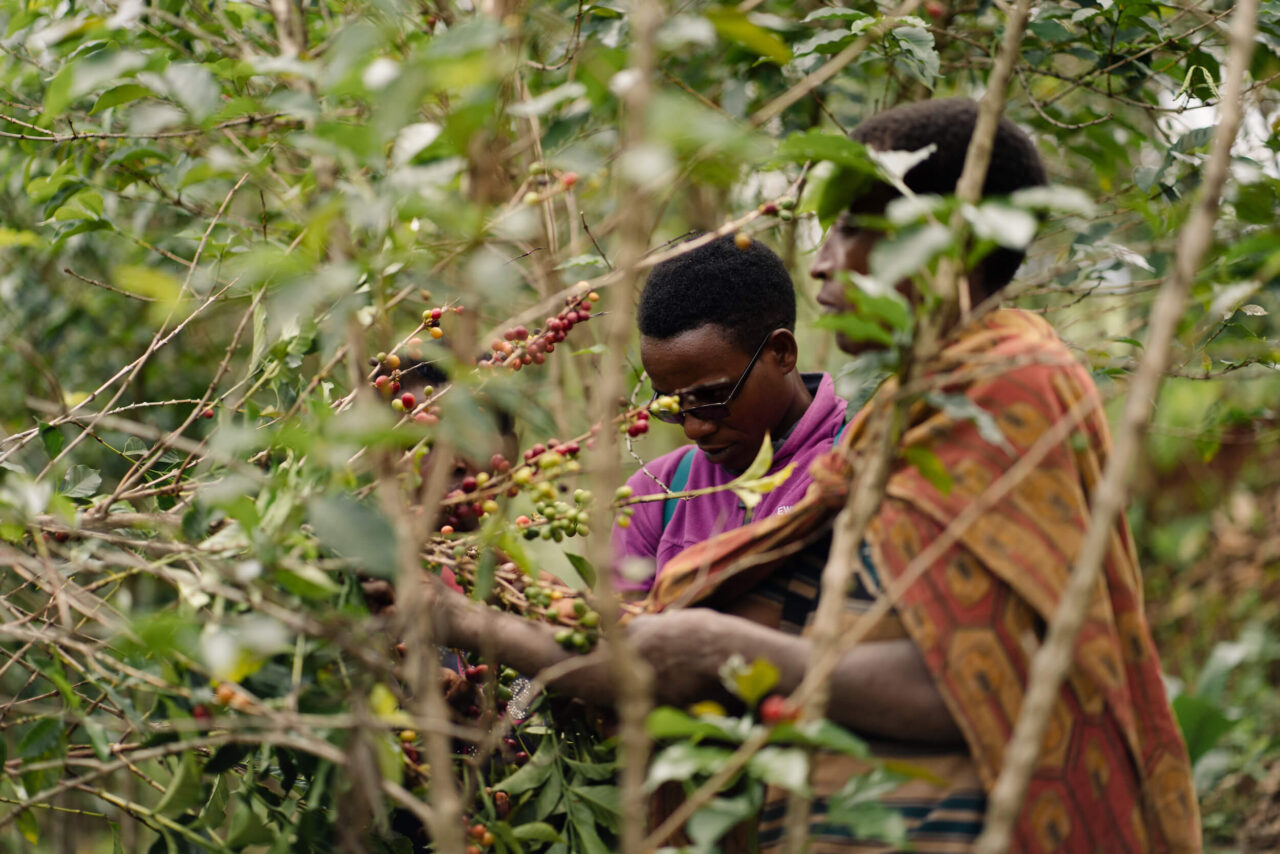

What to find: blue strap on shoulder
left=661, top=447, right=697, bottom=530
left=835, top=413, right=853, bottom=446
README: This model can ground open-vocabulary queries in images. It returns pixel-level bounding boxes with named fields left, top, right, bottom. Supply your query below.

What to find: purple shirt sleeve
left=610, top=465, right=668, bottom=593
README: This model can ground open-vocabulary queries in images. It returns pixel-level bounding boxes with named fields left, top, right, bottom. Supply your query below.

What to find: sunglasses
left=648, top=330, right=776, bottom=425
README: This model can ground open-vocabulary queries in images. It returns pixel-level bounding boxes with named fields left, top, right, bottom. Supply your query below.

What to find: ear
left=768, top=329, right=799, bottom=374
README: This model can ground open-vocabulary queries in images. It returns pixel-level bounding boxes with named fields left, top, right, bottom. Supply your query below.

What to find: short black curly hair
left=638, top=234, right=795, bottom=353
left=850, top=98, right=1047, bottom=297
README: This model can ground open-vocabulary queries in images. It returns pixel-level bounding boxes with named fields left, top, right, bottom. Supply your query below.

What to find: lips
left=699, top=444, right=731, bottom=461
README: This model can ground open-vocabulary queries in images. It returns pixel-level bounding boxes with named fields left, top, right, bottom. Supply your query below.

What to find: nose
left=810, top=237, right=837, bottom=281
left=681, top=414, right=718, bottom=443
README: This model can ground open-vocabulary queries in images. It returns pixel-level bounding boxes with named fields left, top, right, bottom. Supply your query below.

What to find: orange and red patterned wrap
left=645, top=309, right=1200, bottom=854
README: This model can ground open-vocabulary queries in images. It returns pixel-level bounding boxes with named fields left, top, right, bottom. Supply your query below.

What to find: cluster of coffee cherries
left=553, top=596, right=601, bottom=652
left=622, top=406, right=650, bottom=438
left=757, top=196, right=797, bottom=221
left=477, top=290, right=600, bottom=371
left=370, top=352, right=441, bottom=424
left=521, top=167, right=579, bottom=206
left=420, top=303, right=461, bottom=338
left=437, top=454, right=516, bottom=533
left=612, top=484, right=637, bottom=529
left=518, top=577, right=601, bottom=652
left=514, top=486, right=593, bottom=543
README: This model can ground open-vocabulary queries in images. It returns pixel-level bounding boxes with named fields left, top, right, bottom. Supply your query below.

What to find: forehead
left=640, top=325, right=749, bottom=392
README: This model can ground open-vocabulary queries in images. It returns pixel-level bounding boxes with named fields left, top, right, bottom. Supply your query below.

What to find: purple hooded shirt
left=611, top=373, right=848, bottom=593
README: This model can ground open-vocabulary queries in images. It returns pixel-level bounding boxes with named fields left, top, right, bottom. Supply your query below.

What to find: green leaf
left=646, top=706, right=740, bottom=742
left=84, top=720, right=112, bottom=761
left=803, top=7, right=871, bottom=22
left=747, top=746, right=809, bottom=793
left=792, top=28, right=858, bottom=58
left=497, top=738, right=556, bottom=794
left=814, top=166, right=877, bottom=227
left=16, top=808, right=38, bottom=845
left=154, top=751, right=204, bottom=817
left=924, top=392, right=1013, bottom=454
left=903, top=446, right=952, bottom=495
left=307, top=495, right=399, bottom=579
left=39, top=422, right=65, bottom=459
left=274, top=566, right=342, bottom=600
left=19, top=719, right=62, bottom=759
left=869, top=223, right=953, bottom=287
left=564, top=552, right=597, bottom=589
left=768, top=719, right=869, bottom=757
left=228, top=798, right=275, bottom=848
left=91, top=83, right=152, bottom=114
left=887, top=26, right=938, bottom=88
left=720, top=656, right=779, bottom=706
left=827, top=766, right=909, bottom=845
left=60, top=465, right=101, bottom=499
left=51, top=190, right=105, bottom=222
left=646, top=742, right=734, bottom=790
left=473, top=549, right=496, bottom=602
left=815, top=312, right=893, bottom=347
left=162, top=63, right=222, bottom=121
left=964, top=202, right=1038, bottom=250
left=45, top=50, right=147, bottom=117
left=513, top=821, right=564, bottom=842
left=572, top=784, right=620, bottom=816
left=737, top=432, right=773, bottom=482
left=705, top=8, right=792, bottom=64
left=532, top=766, right=564, bottom=821
left=687, top=793, right=758, bottom=849
left=775, top=131, right=873, bottom=169
left=1173, top=694, right=1237, bottom=766
left=112, top=264, right=181, bottom=303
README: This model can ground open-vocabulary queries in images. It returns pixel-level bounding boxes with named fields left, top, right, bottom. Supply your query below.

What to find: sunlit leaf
left=747, top=746, right=809, bottom=793
left=706, top=8, right=792, bottom=64
left=90, top=82, right=151, bottom=114
left=903, top=446, right=953, bottom=495
left=720, top=655, right=780, bottom=705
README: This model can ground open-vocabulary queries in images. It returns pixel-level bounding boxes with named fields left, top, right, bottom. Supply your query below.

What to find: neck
left=772, top=371, right=814, bottom=440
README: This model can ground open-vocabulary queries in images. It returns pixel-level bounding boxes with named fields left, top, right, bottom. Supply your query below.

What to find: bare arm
left=433, top=582, right=961, bottom=745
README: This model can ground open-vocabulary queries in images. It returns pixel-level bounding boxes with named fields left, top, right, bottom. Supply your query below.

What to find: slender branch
left=750, top=0, right=922, bottom=127
left=779, top=0, right=1032, bottom=847
left=592, top=4, right=663, bottom=852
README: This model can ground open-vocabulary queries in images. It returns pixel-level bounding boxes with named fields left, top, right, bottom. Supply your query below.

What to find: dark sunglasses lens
left=651, top=408, right=684, bottom=424
left=692, top=403, right=731, bottom=422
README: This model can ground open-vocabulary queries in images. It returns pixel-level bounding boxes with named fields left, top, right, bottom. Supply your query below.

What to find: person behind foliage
left=611, top=233, right=850, bottom=595
left=648, top=98, right=1201, bottom=853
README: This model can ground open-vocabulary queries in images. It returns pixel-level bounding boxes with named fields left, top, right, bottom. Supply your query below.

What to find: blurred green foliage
left=2, top=0, right=1280, bottom=850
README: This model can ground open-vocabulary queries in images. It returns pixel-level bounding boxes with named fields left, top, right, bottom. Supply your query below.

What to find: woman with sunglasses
left=611, top=233, right=851, bottom=597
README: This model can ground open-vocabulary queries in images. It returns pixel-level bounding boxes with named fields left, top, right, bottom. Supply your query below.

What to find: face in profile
left=810, top=207, right=892, bottom=356
left=640, top=325, right=799, bottom=473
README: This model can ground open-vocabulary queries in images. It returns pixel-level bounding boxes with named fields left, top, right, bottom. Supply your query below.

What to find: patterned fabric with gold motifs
left=645, top=309, right=1200, bottom=853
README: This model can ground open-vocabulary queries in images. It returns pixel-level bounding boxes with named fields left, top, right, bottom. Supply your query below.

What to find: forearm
left=702, top=617, right=963, bottom=745
left=434, top=587, right=617, bottom=704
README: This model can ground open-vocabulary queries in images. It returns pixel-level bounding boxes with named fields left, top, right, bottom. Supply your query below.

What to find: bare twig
left=750, top=0, right=922, bottom=127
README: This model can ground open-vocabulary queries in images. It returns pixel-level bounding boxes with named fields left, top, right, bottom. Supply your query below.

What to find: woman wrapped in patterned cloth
left=644, top=99, right=1201, bottom=853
